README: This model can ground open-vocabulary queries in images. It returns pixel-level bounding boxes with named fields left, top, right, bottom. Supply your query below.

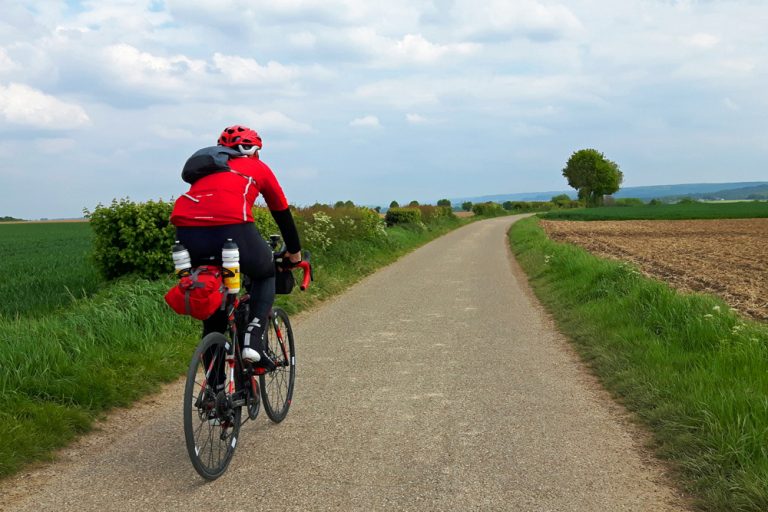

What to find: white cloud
left=406, top=113, right=428, bottom=124
left=34, top=137, right=77, bottom=153
left=453, top=0, right=583, bottom=41
left=356, top=80, right=440, bottom=108
left=0, top=49, right=18, bottom=74
left=212, top=54, right=300, bottom=85
left=720, top=58, right=756, bottom=73
left=723, top=98, right=740, bottom=111
left=209, top=109, right=314, bottom=134
left=0, top=83, right=90, bottom=129
left=85, top=44, right=332, bottom=104
left=356, top=73, right=604, bottom=111
left=248, top=110, right=314, bottom=134
left=392, top=34, right=479, bottom=64
left=344, top=30, right=479, bottom=67
left=288, top=31, right=318, bottom=49
left=150, top=125, right=198, bottom=141
left=350, top=115, right=381, bottom=127
left=101, top=43, right=208, bottom=95
left=67, top=1, right=173, bottom=34
left=681, top=33, right=720, bottom=49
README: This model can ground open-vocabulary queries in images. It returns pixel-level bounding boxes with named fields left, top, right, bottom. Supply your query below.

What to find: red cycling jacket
left=171, top=155, right=289, bottom=227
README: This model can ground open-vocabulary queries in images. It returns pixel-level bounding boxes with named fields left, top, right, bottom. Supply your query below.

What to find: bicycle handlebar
left=296, top=260, right=312, bottom=290
left=274, top=249, right=313, bottom=291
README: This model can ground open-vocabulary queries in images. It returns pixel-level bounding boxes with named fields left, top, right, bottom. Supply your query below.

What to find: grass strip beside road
left=509, top=216, right=768, bottom=512
left=539, top=200, right=768, bottom=221
left=0, top=218, right=466, bottom=479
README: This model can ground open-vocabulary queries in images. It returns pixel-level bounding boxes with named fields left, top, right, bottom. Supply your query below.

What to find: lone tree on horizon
left=562, top=149, right=623, bottom=207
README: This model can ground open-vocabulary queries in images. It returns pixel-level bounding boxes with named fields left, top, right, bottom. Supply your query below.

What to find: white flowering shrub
left=302, top=211, right=334, bottom=251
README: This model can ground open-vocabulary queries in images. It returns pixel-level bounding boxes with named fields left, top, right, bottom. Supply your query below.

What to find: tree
left=461, top=201, right=473, bottom=211
left=389, top=200, right=399, bottom=208
left=562, top=149, right=623, bottom=207
left=436, top=198, right=451, bottom=207
left=334, top=200, right=345, bottom=208
left=408, top=200, right=420, bottom=207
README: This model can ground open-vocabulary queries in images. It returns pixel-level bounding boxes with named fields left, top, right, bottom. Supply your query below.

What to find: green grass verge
left=539, top=201, right=768, bottom=221
left=509, top=216, right=768, bottom=511
left=0, top=216, right=467, bottom=478
left=0, top=223, right=102, bottom=318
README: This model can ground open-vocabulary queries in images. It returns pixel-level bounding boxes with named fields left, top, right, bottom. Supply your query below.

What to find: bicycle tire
left=260, top=307, right=296, bottom=423
left=183, top=332, right=242, bottom=480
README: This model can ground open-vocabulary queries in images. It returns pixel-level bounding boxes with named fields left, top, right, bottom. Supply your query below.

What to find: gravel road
left=1, top=216, right=688, bottom=511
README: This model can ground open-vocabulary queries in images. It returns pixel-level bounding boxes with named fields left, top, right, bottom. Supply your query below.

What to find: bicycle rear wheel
left=183, top=332, right=242, bottom=480
left=260, top=307, right=296, bottom=423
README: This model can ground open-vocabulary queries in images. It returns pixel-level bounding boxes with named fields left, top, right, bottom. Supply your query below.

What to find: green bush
left=537, top=201, right=555, bottom=211
left=87, top=200, right=392, bottom=279
left=416, top=205, right=455, bottom=224
left=471, top=201, right=506, bottom=217
left=252, top=206, right=279, bottom=238
left=86, top=198, right=175, bottom=280
left=385, top=207, right=422, bottom=226
left=615, top=197, right=645, bottom=207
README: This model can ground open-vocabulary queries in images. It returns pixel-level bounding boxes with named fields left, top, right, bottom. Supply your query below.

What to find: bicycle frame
left=184, top=235, right=310, bottom=479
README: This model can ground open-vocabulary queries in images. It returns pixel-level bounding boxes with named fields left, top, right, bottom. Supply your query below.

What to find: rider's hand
left=278, top=251, right=302, bottom=270
left=285, top=251, right=302, bottom=265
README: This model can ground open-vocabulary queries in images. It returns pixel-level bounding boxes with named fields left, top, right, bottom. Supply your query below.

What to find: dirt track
left=541, top=219, right=768, bottom=320
left=0, top=216, right=688, bottom=511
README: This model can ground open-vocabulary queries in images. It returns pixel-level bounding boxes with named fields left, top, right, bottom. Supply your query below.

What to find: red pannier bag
left=164, top=266, right=225, bottom=320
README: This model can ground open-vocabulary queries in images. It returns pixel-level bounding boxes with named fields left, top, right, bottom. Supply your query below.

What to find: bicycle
left=183, top=235, right=312, bottom=480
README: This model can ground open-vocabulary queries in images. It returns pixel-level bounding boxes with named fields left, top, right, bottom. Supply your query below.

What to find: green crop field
left=539, top=200, right=768, bottom=221
left=0, top=222, right=102, bottom=318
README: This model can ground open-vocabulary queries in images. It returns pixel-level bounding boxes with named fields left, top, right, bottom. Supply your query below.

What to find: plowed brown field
left=541, top=219, right=768, bottom=321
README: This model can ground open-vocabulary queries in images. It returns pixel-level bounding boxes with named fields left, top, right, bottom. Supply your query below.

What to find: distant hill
left=450, top=182, right=768, bottom=205
left=661, top=184, right=768, bottom=201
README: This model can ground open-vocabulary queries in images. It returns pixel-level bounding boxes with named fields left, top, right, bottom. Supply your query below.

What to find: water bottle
left=172, top=241, right=191, bottom=277
left=222, top=239, right=240, bottom=294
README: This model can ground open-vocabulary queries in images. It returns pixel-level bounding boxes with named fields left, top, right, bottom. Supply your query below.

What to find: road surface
left=1, top=216, right=687, bottom=511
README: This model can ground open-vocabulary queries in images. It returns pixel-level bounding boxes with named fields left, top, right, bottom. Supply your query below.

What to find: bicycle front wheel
left=260, top=308, right=296, bottom=423
left=183, top=332, right=242, bottom=480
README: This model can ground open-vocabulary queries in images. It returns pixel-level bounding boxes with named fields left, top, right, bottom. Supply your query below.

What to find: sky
left=0, top=0, right=766, bottom=219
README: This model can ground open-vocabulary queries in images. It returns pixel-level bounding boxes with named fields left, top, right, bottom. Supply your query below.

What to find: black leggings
left=175, top=223, right=275, bottom=337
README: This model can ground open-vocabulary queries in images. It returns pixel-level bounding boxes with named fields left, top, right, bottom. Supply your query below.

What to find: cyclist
left=170, top=125, right=301, bottom=368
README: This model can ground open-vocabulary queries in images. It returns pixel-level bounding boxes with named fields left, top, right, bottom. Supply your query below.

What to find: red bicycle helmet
left=217, top=125, right=262, bottom=152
